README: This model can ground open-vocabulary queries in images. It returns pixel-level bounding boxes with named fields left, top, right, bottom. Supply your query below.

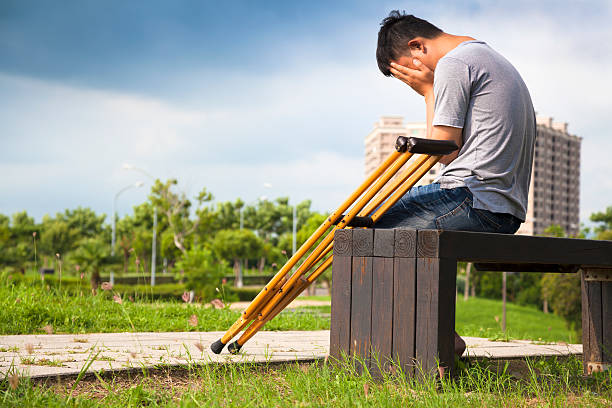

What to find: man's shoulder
left=441, top=41, right=492, bottom=65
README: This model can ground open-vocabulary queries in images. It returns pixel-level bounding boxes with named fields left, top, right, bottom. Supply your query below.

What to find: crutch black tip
left=210, top=339, right=226, bottom=354
left=228, top=341, right=242, bottom=355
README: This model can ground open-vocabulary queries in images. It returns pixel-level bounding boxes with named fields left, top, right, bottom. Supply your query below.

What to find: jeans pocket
left=434, top=195, right=472, bottom=230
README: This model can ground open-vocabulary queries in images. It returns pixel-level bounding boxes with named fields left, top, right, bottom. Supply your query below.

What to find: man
left=375, top=11, right=536, bottom=355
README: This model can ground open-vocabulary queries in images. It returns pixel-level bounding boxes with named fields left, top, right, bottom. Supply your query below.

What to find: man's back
left=433, top=40, right=536, bottom=221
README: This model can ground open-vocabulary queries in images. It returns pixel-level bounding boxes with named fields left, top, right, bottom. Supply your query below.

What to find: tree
left=4, top=212, right=39, bottom=272
left=591, top=206, right=612, bottom=240
left=539, top=224, right=582, bottom=332
left=150, top=179, right=213, bottom=254
left=541, top=273, right=582, bottom=332
left=39, top=207, right=107, bottom=261
left=277, top=213, right=329, bottom=294
left=211, top=229, right=263, bottom=287
left=72, top=238, right=111, bottom=290
left=174, top=245, right=223, bottom=300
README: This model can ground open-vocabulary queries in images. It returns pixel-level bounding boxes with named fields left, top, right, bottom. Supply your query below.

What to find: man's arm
left=424, top=92, right=462, bottom=165
left=390, top=60, right=464, bottom=165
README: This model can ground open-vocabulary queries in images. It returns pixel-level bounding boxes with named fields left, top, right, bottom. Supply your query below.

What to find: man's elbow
left=438, top=151, right=459, bottom=165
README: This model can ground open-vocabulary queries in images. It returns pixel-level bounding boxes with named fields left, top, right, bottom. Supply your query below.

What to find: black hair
left=376, top=11, right=443, bottom=76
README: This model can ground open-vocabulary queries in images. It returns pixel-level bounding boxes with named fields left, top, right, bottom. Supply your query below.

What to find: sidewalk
left=0, top=331, right=581, bottom=379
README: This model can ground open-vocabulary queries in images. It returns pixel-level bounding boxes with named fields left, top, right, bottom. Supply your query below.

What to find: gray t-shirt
left=433, top=40, right=535, bottom=221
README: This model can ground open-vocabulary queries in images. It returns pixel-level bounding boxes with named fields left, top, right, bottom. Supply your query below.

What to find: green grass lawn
left=0, top=283, right=605, bottom=407
left=456, top=297, right=578, bottom=343
left=0, top=282, right=576, bottom=343
left=0, top=282, right=328, bottom=335
left=300, top=295, right=577, bottom=343
left=2, top=356, right=611, bottom=407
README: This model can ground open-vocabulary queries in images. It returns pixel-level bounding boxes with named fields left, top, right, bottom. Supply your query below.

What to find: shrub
left=174, top=245, right=224, bottom=301
left=541, top=273, right=582, bottom=332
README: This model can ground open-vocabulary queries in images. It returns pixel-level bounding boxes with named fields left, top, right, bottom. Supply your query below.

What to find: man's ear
left=407, top=39, right=426, bottom=55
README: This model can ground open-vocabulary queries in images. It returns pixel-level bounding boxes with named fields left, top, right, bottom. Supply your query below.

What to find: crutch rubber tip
left=210, top=339, right=226, bottom=354
left=228, top=341, right=242, bottom=355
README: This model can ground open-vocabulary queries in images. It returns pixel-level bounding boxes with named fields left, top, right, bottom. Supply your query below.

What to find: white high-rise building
left=364, top=116, right=442, bottom=187
left=365, top=115, right=582, bottom=236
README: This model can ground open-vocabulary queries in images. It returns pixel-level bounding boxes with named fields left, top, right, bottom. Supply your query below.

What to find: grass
left=0, top=279, right=576, bottom=343
left=301, top=295, right=576, bottom=343
left=0, top=281, right=577, bottom=343
left=456, top=297, right=577, bottom=343
left=0, top=282, right=329, bottom=335
left=1, top=355, right=611, bottom=407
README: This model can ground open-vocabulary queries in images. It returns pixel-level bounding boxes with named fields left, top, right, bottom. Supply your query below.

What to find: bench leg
left=415, top=257, right=457, bottom=377
left=581, top=269, right=612, bottom=374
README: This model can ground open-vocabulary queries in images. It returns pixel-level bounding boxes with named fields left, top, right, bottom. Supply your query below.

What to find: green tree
left=541, top=273, right=582, bottom=332
left=174, top=245, right=223, bottom=300
left=72, top=237, right=111, bottom=290
left=539, top=224, right=582, bottom=332
left=211, top=229, right=263, bottom=287
left=39, top=207, right=107, bottom=261
left=150, top=179, right=213, bottom=253
left=590, top=206, right=612, bottom=240
left=277, top=213, right=329, bottom=294
left=3, top=212, right=39, bottom=272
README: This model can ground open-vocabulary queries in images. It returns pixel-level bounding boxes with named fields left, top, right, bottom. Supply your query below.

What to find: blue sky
left=1, top=0, right=611, bottom=224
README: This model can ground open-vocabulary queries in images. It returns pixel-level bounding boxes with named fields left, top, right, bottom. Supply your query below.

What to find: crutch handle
left=395, top=136, right=458, bottom=155
left=332, top=216, right=374, bottom=228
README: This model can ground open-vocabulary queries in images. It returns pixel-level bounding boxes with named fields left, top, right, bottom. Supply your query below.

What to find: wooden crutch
left=210, top=136, right=458, bottom=354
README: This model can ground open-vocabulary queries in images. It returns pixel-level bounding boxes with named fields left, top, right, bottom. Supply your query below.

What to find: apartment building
left=364, top=115, right=581, bottom=236
left=516, top=116, right=581, bottom=236
left=364, top=116, right=442, bottom=187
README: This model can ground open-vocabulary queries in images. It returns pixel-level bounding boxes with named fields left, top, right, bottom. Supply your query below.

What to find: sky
left=1, top=0, right=611, bottom=225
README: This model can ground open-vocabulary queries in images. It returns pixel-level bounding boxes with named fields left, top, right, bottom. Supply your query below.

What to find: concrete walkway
left=0, top=331, right=581, bottom=379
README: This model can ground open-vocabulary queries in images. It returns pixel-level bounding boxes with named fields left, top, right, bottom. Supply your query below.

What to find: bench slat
left=330, top=230, right=353, bottom=362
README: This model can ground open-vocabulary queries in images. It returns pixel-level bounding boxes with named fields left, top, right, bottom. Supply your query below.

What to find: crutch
left=210, top=136, right=458, bottom=354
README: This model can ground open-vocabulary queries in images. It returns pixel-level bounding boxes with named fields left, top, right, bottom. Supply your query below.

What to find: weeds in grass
left=66, top=348, right=101, bottom=402
left=82, top=356, right=600, bottom=406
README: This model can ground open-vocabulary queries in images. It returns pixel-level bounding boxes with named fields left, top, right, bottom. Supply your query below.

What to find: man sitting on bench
left=375, top=11, right=536, bottom=355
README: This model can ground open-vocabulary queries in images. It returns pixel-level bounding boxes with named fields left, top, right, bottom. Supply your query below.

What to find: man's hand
left=389, top=59, right=434, bottom=98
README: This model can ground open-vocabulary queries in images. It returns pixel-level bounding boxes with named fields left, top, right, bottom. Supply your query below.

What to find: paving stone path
left=0, top=331, right=581, bottom=379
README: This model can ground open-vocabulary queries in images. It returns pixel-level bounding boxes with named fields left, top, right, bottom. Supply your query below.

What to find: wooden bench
left=330, top=228, right=612, bottom=377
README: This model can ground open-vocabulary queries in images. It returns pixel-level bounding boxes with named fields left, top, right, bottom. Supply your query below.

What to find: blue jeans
left=374, top=183, right=521, bottom=233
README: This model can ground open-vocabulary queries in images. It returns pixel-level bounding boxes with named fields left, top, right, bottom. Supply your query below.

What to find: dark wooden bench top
left=416, top=229, right=612, bottom=267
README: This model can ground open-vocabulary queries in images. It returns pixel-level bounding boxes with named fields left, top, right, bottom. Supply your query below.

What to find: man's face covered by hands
left=389, top=44, right=435, bottom=97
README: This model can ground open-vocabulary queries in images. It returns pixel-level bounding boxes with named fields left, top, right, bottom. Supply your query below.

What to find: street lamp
left=122, top=164, right=158, bottom=286
left=112, top=181, right=144, bottom=285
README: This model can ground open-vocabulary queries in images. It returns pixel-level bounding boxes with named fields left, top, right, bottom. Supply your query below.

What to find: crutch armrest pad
left=395, top=136, right=459, bottom=155
left=333, top=216, right=374, bottom=228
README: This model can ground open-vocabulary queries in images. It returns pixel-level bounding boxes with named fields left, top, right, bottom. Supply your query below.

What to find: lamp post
left=112, top=181, right=144, bottom=285
left=122, top=164, right=158, bottom=286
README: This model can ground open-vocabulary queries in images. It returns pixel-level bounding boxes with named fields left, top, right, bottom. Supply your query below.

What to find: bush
left=226, top=287, right=261, bottom=301
left=473, top=270, right=543, bottom=308
left=174, top=245, right=224, bottom=301
left=541, top=273, right=582, bottom=332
